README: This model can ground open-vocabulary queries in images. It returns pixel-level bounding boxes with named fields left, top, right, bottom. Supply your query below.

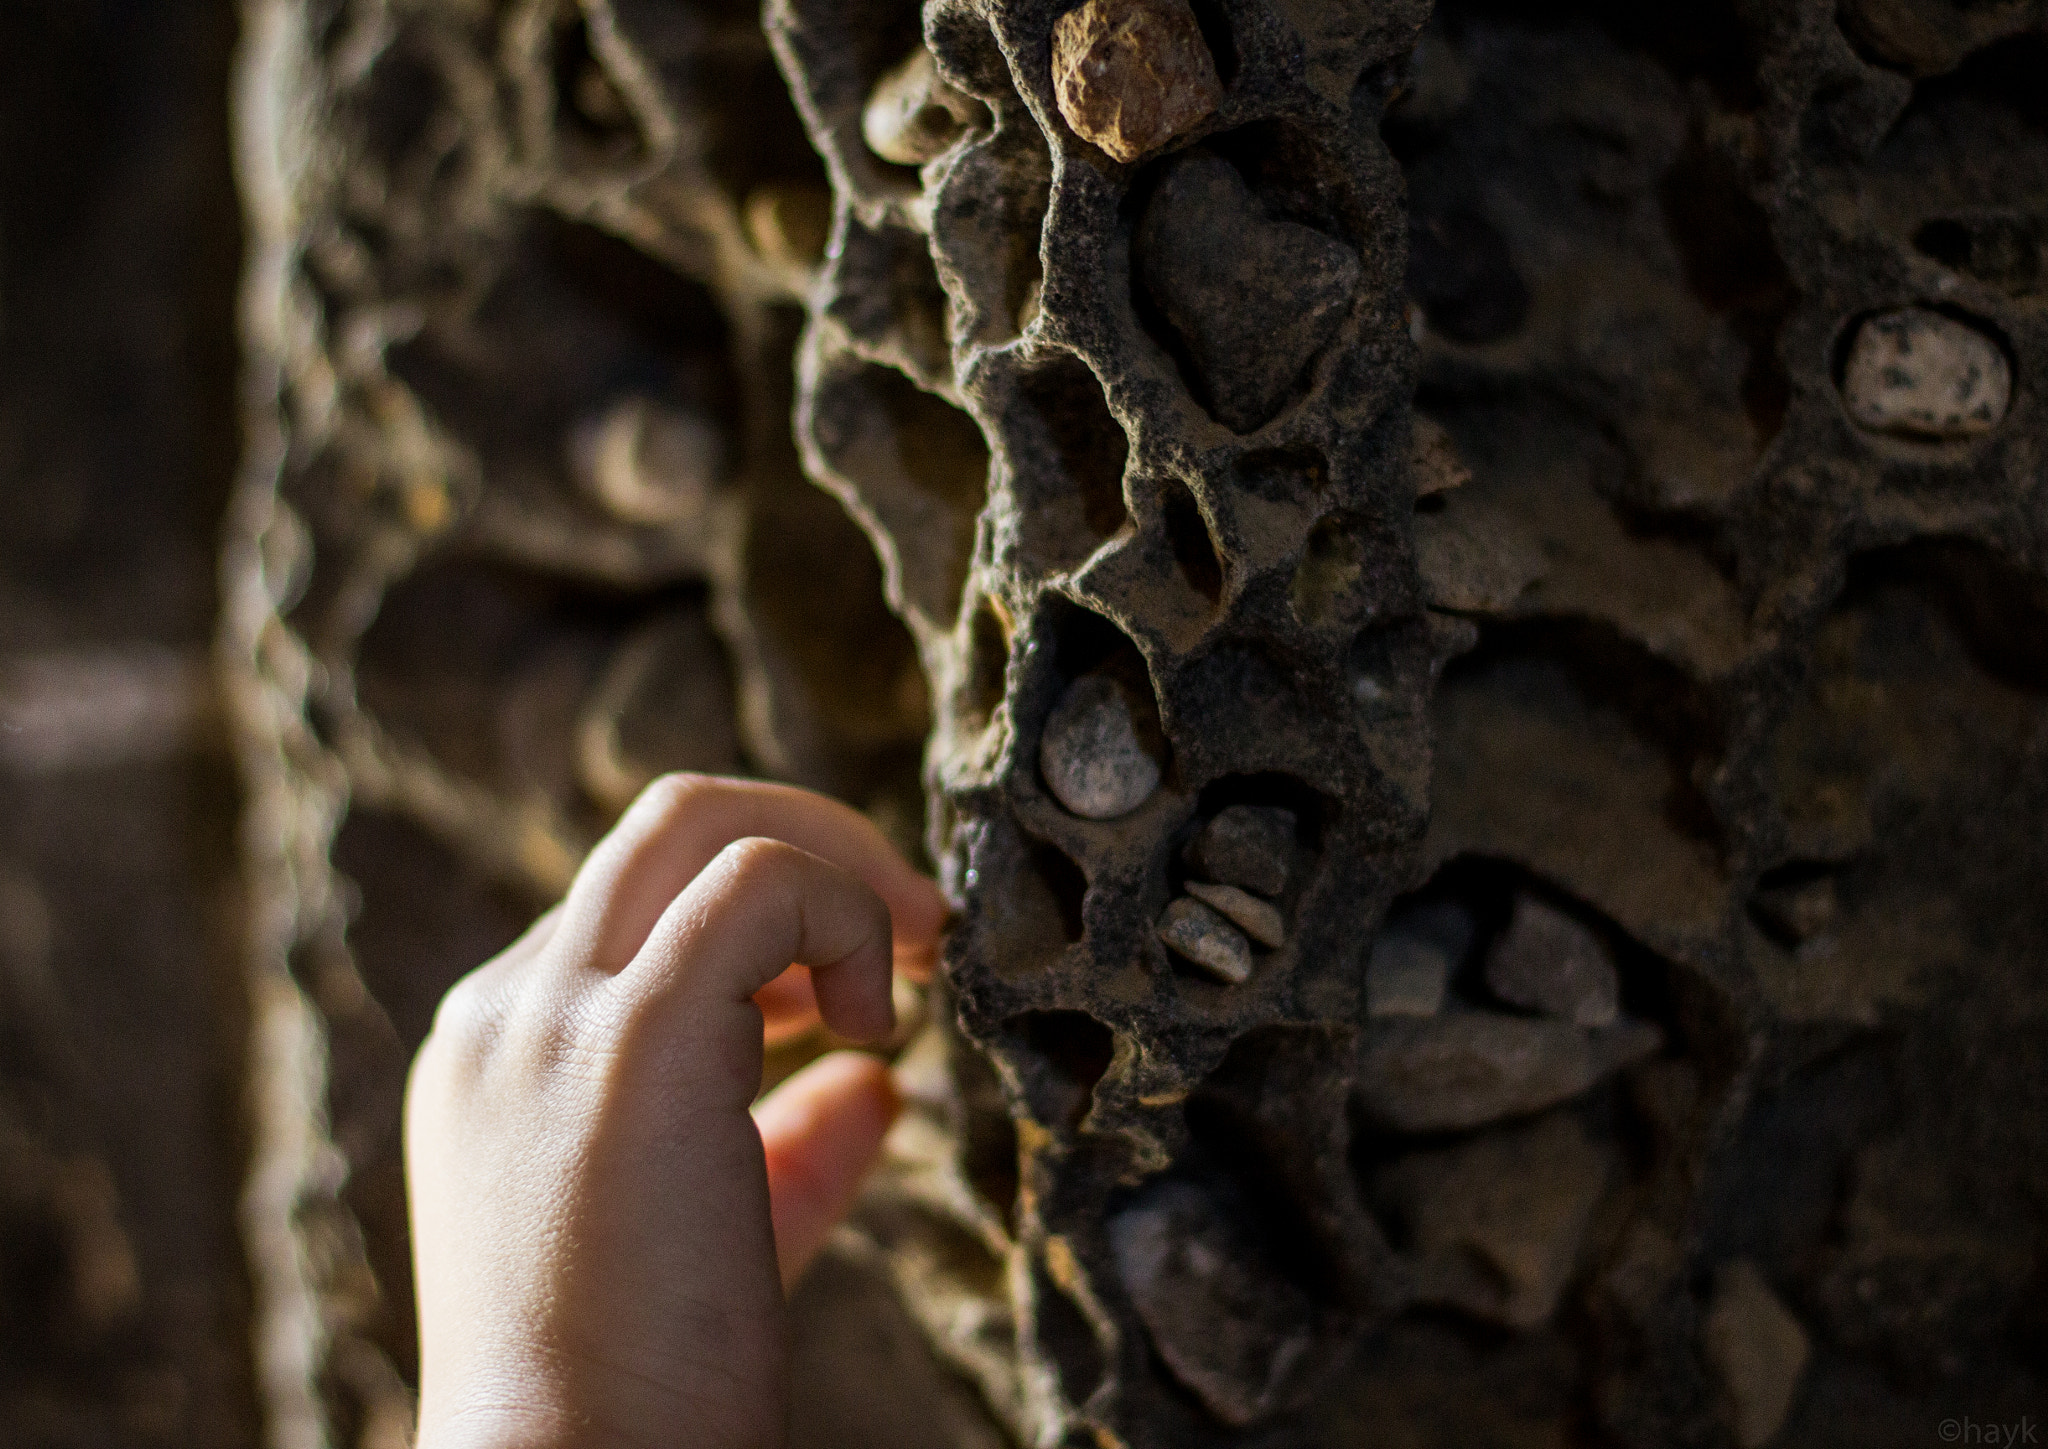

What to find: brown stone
left=1356, top=1013, right=1662, bottom=1134
left=1184, top=880, right=1285, bottom=947
left=1485, top=894, right=1620, bottom=1028
left=1701, top=1260, right=1809, bottom=1448
left=1051, top=0, right=1223, bottom=164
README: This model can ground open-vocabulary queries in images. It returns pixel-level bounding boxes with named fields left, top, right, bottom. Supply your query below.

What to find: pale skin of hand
left=404, top=774, right=949, bottom=1449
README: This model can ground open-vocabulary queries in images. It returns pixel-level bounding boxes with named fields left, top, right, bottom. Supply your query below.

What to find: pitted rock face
left=237, top=0, right=2048, bottom=1443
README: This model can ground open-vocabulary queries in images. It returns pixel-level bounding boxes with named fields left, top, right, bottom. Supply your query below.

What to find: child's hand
left=404, top=775, right=948, bottom=1449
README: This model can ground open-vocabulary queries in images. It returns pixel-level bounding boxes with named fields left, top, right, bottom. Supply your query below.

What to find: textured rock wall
left=0, top=4, right=259, bottom=1443
left=219, top=0, right=2048, bottom=1447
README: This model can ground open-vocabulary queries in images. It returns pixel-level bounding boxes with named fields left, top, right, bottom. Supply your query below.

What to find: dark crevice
left=1014, top=353, right=1129, bottom=556
left=1162, top=482, right=1223, bottom=604
left=960, top=599, right=1011, bottom=732
left=1003, top=1010, right=1115, bottom=1130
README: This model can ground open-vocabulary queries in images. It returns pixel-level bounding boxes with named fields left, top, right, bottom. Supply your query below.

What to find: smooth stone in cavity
left=1356, top=1013, right=1662, bottom=1134
left=1039, top=673, right=1161, bottom=819
left=1051, top=0, right=1222, bottom=164
left=1184, top=881, right=1285, bottom=948
left=568, top=396, right=720, bottom=528
left=1137, top=155, right=1360, bottom=433
left=1841, top=308, right=2010, bottom=440
left=1184, top=804, right=1293, bottom=897
left=1367, top=900, right=1474, bottom=1019
left=862, top=48, right=985, bottom=166
left=1485, top=894, right=1620, bottom=1028
left=1702, top=1260, right=1810, bottom=1449
left=1158, top=897, right=1252, bottom=984
left=1382, top=1112, right=1613, bottom=1330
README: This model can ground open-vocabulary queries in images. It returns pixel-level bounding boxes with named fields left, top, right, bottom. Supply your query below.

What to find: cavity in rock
left=1183, top=803, right=1293, bottom=897
left=1356, top=1013, right=1661, bottom=1134
left=1109, top=1179, right=1316, bottom=1426
left=1051, top=0, right=1222, bottom=164
left=1158, top=896, right=1253, bottom=983
left=1840, top=308, right=2010, bottom=440
left=1381, top=1112, right=1612, bottom=1330
left=1137, top=155, right=1359, bottom=433
left=1484, top=894, right=1620, bottom=1029
left=862, top=48, right=986, bottom=167
left=1039, top=672, right=1162, bottom=819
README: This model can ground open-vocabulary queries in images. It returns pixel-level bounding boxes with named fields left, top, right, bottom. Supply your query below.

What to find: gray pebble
left=1184, top=804, right=1294, bottom=897
left=1039, top=673, right=1161, bottom=820
left=1158, top=897, right=1253, bottom=984
left=1841, top=307, right=2010, bottom=440
left=1485, top=894, right=1619, bottom=1028
left=1356, top=1013, right=1661, bottom=1134
left=1184, top=880, right=1285, bottom=947
left=1367, top=900, right=1474, bottom=1019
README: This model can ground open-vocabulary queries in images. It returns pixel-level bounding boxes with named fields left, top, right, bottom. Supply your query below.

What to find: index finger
left=558, top=774, right=948, bottom=977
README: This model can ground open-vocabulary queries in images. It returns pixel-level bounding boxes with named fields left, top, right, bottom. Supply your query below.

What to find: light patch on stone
left=1841, top=308, right=2010, bottom=440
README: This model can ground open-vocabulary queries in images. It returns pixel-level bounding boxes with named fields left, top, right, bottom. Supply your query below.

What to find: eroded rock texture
left=228, top=0, right=2048, bottom=1445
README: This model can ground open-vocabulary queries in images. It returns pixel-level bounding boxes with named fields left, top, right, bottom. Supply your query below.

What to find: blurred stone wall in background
left=0, top=2, right=258, bottom=1444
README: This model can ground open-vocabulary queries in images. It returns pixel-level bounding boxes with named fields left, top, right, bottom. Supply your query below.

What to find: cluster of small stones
left=226, top=0, right=2048, bottom=1444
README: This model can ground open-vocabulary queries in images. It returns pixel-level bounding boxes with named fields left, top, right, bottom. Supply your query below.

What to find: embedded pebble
left=567, top=396, right=720, bottom=528
left=1157, top=897, right=1253, bottom=984
left=1366, top=901, right=1473, bottom=1019
left=1841, top=308, right=2010, bottom=440
left=862, top=47, right=985, bottom=166
left=1184, top=804, right=1294, bottom=897
left=1184, top=881, right=1286, bottom=948
left=1039, top=673, right=1161, bottom=819
left=1110, top=1179, right=1316, bottom=1426
left=1485, top=894, right=1620, bottom=1028
left=1051, top=0, right=1222, bottom=164
left=1138, top=155, right=1360, bottom=433
left=1382, top=1112, right=1613, bottom=1330
left=1702, top=1260, right=1810, bottom=1449
left=1356, top=1013, right=1662, bottom=1133
left=743, top=184, right=833, bottom=272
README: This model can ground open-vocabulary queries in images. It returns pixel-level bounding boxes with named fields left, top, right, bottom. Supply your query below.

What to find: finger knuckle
left=639, top=770, right=720, bottom=823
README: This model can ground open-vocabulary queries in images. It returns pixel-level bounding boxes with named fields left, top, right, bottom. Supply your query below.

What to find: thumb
left=755, top=1051, right=900, bottom=1291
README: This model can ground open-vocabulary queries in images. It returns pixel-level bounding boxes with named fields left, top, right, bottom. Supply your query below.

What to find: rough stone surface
left=1050, top=0, right=1223, bottom=164
left=1039, top=672, right=1164, bottom=819
left=1841, top=308, right=2012, bottom=439
left=1184, top=880, right=1286, bottom=947
left=1356, top=1014, right=1661, bottom=1134
left=1484, top=893, right=1620, bottom=1028
left=1157, top=896, right=1254, bottom=983
left=1137, top=155, right=1362, bottom=432
left=1701, top=1260, right=1810, bottom=1449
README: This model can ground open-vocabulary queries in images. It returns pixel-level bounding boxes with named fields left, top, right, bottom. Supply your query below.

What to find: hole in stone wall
left=360, top=41, right=447, bottom=174
left=1186, top=0, right=1240, bottom=88
left=1913, top=214, right=2042, bottom=291
left=358, top=556, right=664, bottom=808
left=954, top=1033, right=1022, bottom=1231
left=1658, top=143, right=1797, bottom=445
left=1003, top=1010, right=1115, bottom=1129
left=1290, top=515, right=1366, bottom=628
left=825, top=222, right=954, bottom=383
left=1162, top=482, right=1223, bottom=604
left=387, top=213, right=736, bottom=504
left=1030, top=837, right=1089, bottom=945
left=550, top=11, right=640, bottom=155
left=976, top=815, right=1092, bottom=972
left=1405, top=208, right=1529, bottom=345
left=960, top=599, right=1011, bottom=732
left=1016, top=354, right=1130, bottom=544
left=808, top=360, right=989, bottom=628
left=1843, top=539, right=2048, bottom=695
left=1432, top=0, right=1758, bottom=109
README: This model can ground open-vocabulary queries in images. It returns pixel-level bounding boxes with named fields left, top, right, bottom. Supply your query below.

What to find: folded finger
left=559, top=775, right=946, bottom=976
